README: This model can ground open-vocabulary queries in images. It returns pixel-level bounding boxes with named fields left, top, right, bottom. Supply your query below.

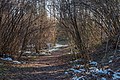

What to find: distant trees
left=53, top=0, right=98, bottom=61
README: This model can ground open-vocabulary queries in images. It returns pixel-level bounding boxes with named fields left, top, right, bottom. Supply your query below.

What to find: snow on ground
left=48, top=44, right=68, bottom=52
left=39, top=52, right=51, bottom=56
left=12, top=61, right=21, bottom=64
left=22, top=44, right=68, bottom=56
left=0, top=44, right=68, bottom=65
left=1, top=57, right=13, bottom=61
left=54, top=44, right=68, bottom=48
left=113, top=72, right=120, bottom=79
left=48, top=48, right=59, bottom=52
left=65, top=60, right=120, bottom=80
left=72, top=76, right=85, bottom=80
left=0, top=57, right=22, bottom=64
left=24, top=51, right=32, bottom=54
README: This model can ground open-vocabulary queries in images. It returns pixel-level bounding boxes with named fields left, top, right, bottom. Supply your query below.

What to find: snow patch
left=1, top=57, right=13, bottom=61
left=54, top=44, right=68, bottom=48
left=39, top=52, right=51, bottom=56
left=48, top=48, right=59, bottom=52
left=113, top=72, right=120, bottom=79
left=89, top=61, right=98, bottom=66
left=72, top=76, right=85, bottom=80
left=109, top=60, right=113, bottom=63
left=24, top=51, right=32, bottom=54
left=65, top=59, right=120, bottom=80
left=12, top=61, right=21, bottom=64
left=101, top=77, right=107, bottom=80
left=69, top=68, right=82, bottom=73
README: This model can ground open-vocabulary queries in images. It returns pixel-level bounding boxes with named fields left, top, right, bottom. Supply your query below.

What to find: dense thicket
left=0, top=0, right=56, bottom=59
left=0, top=0, right=119, bottom=61
left=53, top=0, right=120, bottom=61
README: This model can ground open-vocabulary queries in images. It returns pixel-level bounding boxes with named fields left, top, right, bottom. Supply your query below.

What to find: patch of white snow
left=13, top=61, right=21, bottom=64
left=113, top=72, right=120, bottom=79
left=54, top=44, right=68, bottom=48
left=1, top=57, right=12, bottom=61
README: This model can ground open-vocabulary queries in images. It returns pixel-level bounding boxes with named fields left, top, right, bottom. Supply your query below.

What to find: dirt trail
left=2, top=50, right=70, bottom=80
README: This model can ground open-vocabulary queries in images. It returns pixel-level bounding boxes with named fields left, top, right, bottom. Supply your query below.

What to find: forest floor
left=0, top=45, right=120, bottom=80
left=0, top=49, right=72, bottom=80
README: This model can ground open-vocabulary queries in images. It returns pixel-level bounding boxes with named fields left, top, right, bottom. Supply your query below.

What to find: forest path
left=2, top=50, right=71, bottom=80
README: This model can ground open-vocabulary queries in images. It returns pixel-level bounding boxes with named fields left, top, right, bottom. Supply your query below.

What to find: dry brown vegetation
left=0, top=1, right=120, bottom=79
left=53, top=0, right=120, bottom=62
left=0, top=0, right=57, bottom=59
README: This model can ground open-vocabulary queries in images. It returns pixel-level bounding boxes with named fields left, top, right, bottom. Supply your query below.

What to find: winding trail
left=3, top=50, right=71, bottom=80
